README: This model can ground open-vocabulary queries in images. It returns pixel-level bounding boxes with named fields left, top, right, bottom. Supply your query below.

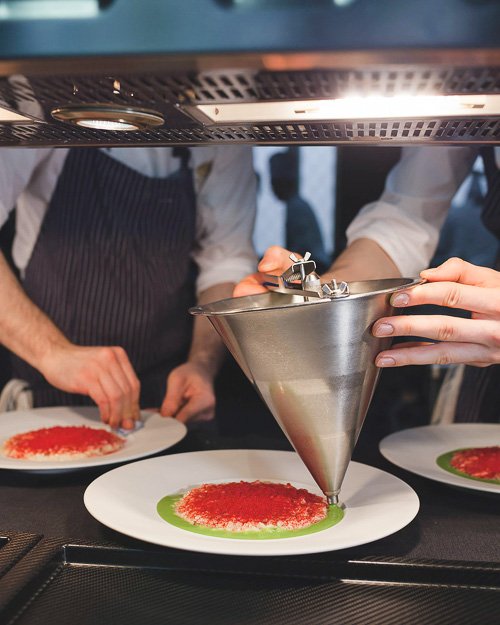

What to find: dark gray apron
left=454, top=148, right=500, bottom=422
left=11, top=148, right=197, bottom=408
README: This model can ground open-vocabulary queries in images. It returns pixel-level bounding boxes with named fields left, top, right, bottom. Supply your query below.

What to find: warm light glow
left=52, top=106, right=163, bottom=131
left=0, top=106, right=33, bottom=123
left=195, top=94, right=500, bottom=123
left=75, top=119, right=140, bottom=131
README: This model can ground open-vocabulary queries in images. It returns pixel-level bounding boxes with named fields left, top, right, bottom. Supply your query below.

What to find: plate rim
left=83, top=449, right=420, bottom=556
left=0, top=405, right=187, bottom=472
left=379, top=423, right=500, bottom=494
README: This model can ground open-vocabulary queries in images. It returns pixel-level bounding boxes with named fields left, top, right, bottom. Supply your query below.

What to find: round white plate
left=0, top=406, right=186, bottom=472
left=84, top=449, right=419, bottom=556
left=379, top=423, right=500, bottom=494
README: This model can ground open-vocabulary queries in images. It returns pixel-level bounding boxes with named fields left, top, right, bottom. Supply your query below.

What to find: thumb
left=258, top=245, right=293, bottom=273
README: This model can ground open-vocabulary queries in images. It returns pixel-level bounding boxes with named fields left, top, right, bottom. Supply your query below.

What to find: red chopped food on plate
left=175, top=480, right=328, bottom=532
left=450, top=446, right=500, bottom=481
left=3, top=425, right=125, bottom=460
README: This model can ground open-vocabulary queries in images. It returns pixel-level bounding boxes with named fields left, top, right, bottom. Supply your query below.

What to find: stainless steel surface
left=191, top=277, right=421, bottom=502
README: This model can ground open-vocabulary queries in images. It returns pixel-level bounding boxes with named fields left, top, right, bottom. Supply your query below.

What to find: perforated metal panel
left=1, top=67, right=500, bottom=146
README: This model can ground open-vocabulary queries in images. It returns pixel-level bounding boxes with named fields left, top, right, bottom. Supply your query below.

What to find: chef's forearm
left=188, top=282, right=234, bottom=379
left=0, top=252, right=70, bottom=371
left=323, top=238, right=401, bottom=283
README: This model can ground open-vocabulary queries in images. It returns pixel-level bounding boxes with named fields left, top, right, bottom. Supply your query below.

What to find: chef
left=236, top=146, right=500, bottom=423
left=0, top=145, right=257, bottom=428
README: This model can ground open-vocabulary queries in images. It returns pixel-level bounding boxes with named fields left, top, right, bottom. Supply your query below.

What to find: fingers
left=161, top=364, right=216, bottom=423
left=41, top=343, right=140, bottom=428
left=388, top=258, right=500, bottom=317
left=98, top=348, right=141, bottom=428
left=90, top=380, right=111, bottom=425
left=112, top=347, right=141, bottom=426
left=258, top=245, right=294, bottom=273
left=389, top=281, right=500, bottom=317
left=162, top=387, right=215, bottom=423
left=174, top=395, right=215, bottom=424
left=375, top=341, right=492, bottom=368
left=93, top=369, right=127, bottom=428
left=233, top=273, right=269, bottom=298
left=160, top=373, right=185, bottom=418
left=64, top=346, right=140, bottom=429
left=234, top=246, right=296, bottom=298
left=373, top=314, right=500, bottom=348
left=421, top=257, right=500, bottom=287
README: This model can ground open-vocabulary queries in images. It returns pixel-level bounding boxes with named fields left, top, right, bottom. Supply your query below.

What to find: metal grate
left=255, top=67, right=500, bottom=100
left=3, top=72, right=259, bottom=109
left=2, top=118, right=500, bottom=147
left=0, top=67, right=500, bottom=146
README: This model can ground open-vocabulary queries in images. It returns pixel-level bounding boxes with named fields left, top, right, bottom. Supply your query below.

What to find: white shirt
left=345, top=145, right=492, bottom=276
left=0, top=145, right=257, bottom=295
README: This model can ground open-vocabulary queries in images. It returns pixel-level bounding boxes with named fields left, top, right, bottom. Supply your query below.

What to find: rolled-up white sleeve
left=346, top=146, right=479, bottom=276
left=192, top=146, right=257, bottom=294
left=0, top=148, right=47, bottom=227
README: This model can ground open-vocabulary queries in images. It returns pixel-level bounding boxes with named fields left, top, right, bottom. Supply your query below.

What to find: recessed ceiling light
left=51, top=105, right=164, bottom=131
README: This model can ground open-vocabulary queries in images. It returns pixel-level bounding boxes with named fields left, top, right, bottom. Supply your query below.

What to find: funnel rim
left=190, top=277, right=423, bottom=317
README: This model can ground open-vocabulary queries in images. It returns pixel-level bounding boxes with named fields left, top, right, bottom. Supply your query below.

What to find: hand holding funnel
left=190, top=255, right=421, bottom=505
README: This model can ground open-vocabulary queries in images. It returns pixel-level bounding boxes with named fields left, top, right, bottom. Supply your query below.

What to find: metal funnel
left=191, top=278, right=420, bottom=504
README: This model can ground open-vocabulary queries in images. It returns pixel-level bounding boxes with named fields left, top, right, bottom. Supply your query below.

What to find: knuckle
left=108, top=390, right=123, bottom=403
left=80, top=370, right=95, bottom=385
left=435, top=351, right=453, bottom=366
left=491, top=329, right=500, bottom=348
left=437, top=324, right=456, bottom=342
left=113, top=346, right=127, bottom=360
left=95, top=395, right=109, bottom=407
left=443, top=285, right=462, bottom=309
left=99, top=347, right=116, bottom=363
left=402, top=321, right=415, bottom=336
left=443, top=257, right=463, bottom=273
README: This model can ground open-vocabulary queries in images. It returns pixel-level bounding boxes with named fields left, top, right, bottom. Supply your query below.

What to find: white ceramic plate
left=0, top=406, right=187, bottom=472
left=379, top=424, right=500, bottom=494
left=84, top=449, right=419, bottom=556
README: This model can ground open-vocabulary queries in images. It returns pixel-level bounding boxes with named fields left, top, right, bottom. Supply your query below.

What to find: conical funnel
left=191, top=278, right=420, bottom=504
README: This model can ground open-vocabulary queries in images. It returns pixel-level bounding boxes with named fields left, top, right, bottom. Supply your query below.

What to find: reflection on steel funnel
left=190, top=278, right=421, bottom=504
left=262, top=378, right=361, bottom=503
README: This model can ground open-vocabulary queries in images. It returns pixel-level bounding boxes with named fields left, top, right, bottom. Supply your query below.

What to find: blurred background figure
left=0, top=145, right=257, bottom=429
left=269, top=149, right=330, bottom=273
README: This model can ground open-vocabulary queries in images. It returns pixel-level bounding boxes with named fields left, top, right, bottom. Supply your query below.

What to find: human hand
left=372, top=258, right=500, bottom=368
left=160, top=362, right=216, bottom=423
left=40, top=344, right=141, bottom=429
left=233, top=245, right=295, bottom=297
